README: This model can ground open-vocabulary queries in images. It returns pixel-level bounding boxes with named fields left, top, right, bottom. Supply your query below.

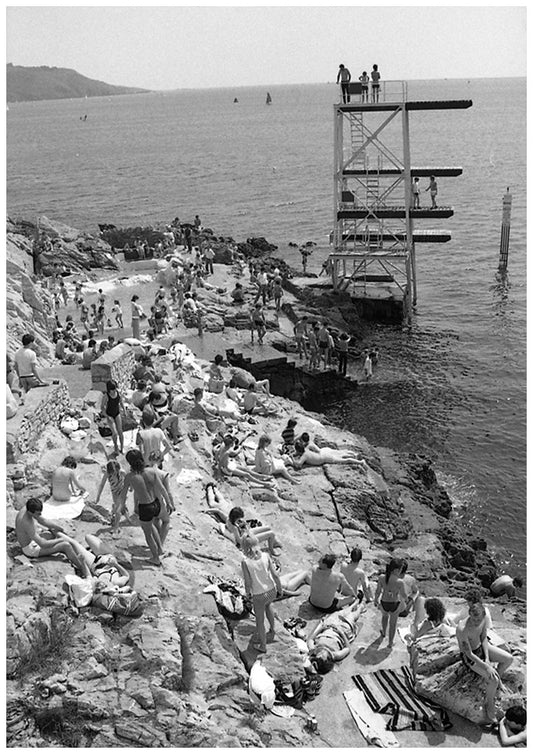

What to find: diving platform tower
left=330, top=80, right=472, bottom=321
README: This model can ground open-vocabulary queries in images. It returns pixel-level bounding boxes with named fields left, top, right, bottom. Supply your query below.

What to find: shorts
left=138, top=498, right=161, bottom=522
left=319, top=342, right=329, bottom=351
left=462, top=644, right=484, bottom=668
left=309, top=598, right=339, bottom=614
left=19, top=376, right=40, bottom=391
left=22, top=541, right=41, bottom=558
left=380, top=600, right=400, bottom=613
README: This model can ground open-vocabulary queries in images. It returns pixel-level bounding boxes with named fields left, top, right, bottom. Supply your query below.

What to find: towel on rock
left=41, top=493, right=87, bottom=520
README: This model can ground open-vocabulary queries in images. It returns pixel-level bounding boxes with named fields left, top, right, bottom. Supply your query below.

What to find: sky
left=5, top=4, right=527, bottom=91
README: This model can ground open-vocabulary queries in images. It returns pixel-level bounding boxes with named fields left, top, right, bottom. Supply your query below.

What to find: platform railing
left=337, top=79, right=408, bottom=105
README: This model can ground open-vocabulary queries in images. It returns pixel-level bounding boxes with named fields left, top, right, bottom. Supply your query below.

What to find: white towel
left=344, top=688, right=399, bottom=748
left=41, top=493, right=87, bottom=520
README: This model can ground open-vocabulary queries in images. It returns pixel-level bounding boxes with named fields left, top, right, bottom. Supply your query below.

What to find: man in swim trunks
left=456, top=588, right=513, bottom=723
left=15, top=497, right=86, bottom=570
left=308, top=553, right=356, bottom=613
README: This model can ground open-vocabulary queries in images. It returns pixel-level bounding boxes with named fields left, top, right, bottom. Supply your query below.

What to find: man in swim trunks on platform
left=456, top=587, right=513, bottom=723
left=15, top=497, right=86, bottom=570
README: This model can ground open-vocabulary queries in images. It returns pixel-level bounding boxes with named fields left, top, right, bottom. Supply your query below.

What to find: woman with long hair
left=254, top=434, right=299, bottom=484
left=374, top=557, right=408, bottom=648
left=241, top=533, right=282, bottom=653
left=123, top=449, right=173, bottom=566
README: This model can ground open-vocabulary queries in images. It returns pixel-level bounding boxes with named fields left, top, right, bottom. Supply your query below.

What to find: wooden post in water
left=498, top=188, right=512, bottom=271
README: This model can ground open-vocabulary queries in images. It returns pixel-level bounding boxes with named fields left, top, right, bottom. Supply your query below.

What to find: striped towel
left=352, top=666, right=451, bottom=732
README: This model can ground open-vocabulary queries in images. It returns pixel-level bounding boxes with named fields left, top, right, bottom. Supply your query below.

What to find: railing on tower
left=337, top=80, right=408, bottom=105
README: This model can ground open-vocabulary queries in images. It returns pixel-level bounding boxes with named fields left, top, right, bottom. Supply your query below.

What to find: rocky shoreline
left=6, top=217, right=526, bottom=747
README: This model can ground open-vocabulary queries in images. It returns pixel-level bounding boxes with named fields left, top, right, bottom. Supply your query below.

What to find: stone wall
left=6, top=381, right=71, bottom=463
left=91, top=343, right=136, bottom=395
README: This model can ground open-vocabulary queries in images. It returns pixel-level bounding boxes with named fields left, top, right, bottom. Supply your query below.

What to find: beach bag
left=97, top=419, right=113, bottom=437
left=92, top=589, right=144, bottom=617
left=64, top=574, right=94, bottom=608
left=274, top=679, right=306, bottom=709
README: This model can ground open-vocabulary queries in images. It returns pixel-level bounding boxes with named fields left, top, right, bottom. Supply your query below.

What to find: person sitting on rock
left=217, top=434, right=277, bottom=488
left=308, top=553, right=356, bottom=613
left=230, top=282, right=245, bottom=304
left=81, top=339, right=98, bottom=370
left=15, top=497, right=86, bottom=570
left=340, top=547, right=373, bottom=603
left=456, top=587, right=513, bottom=724
left=307, top=601, right=366, bottom=674
left=242, top=384, right=277, bottom=417
left=131, top=380, right=149, bottom=410
left=407, top=597, right=455, bottom=641
left=254, top=434, right=300, bottom=484
left=292, top=439, right=367, bottom=469
left=498, top=705, right=527, bottom=747
left=225, top=505, right=281, bottom=555
left=51, top=456, right=87, bottom=502
left=281, top=417, right=298, bottom=454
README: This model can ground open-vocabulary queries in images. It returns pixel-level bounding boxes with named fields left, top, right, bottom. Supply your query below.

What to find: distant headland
left=6, top=63, right=150, bottom=103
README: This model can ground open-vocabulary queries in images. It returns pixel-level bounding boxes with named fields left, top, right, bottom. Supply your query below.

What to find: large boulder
left=413, top=631, right=527, bottom=724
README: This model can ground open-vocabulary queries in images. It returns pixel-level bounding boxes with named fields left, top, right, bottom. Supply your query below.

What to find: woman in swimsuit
left=102, top=380, right=125, bottom=455
left=254, top=434, right=300, bottom=484
left=374, top=557, right=408, bottom=648
left=307, top=602, right=366, bottom=674
left=292, top=439, right=367, bottom=470
left=123, top=449, right=174, bottom=566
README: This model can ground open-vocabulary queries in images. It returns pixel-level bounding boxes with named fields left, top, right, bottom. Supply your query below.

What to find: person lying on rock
left=51, top=456, right=87, bottom=502
left=498, top=705, right=527, bottom=747
left=291, top=439, right=367, bottom=469
left=229, top=367, right=271, bottom=396
left=190, top=387, right=241, bottom=425
left=456, top=587, right=513, bottom=724
left=15, top=497, right=86, bottom=571
left=307, top=601, right=367, bottom=674
left=254, top=434, right=300, bottom=484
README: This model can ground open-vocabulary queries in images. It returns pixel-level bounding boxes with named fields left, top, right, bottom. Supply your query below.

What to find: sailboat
left=233, top=97, right=238, bottom=103
left=266, top=92, right=272, bottom=105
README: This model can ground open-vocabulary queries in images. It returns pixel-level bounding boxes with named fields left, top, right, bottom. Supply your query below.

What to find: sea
left=6, top=78, right=526, bottom=572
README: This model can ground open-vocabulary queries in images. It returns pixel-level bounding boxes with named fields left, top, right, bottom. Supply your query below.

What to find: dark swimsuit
left=138, top=497, right=161, bottom=522
left=381, top=600, right=400, bottom=613
left=462, top=644, right=484, bottom=668
left=106, top=393, right=120, bottom=419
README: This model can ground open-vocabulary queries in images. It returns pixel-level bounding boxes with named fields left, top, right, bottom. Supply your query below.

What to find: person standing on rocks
left=456, top=588, right=513, bottom=724
left=123, top=449, right=173, bottom=566
left=337, top=332, right=350, bottom=376
left=374, top=557, right=408, bottom=648
left=102, top=380, right=125, bottom=456
left=13, top=333, right=48, bottom=402
left=131, top=295, right=144, bottom=340
left=294, top=316, right=309, bottom=360
left=363, top=350, right=373, bottom=382
left=241, top=533, right=283, bottom=653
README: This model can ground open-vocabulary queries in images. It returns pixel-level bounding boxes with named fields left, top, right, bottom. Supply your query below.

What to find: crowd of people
left=8, top=221, right=525, bottom=742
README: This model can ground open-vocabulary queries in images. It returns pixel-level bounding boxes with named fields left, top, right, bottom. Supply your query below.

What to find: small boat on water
left=266, top=92, right=272, bottom=105
left=233, top=97, right=238, bottom=103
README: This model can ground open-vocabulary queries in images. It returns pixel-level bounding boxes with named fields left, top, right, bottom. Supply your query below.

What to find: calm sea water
left=7, top=78, right=526, bottom=569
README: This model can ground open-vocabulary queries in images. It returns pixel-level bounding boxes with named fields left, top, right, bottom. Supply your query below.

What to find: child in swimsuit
left=374, top=557, right=407, bottom=647
left=94, top=460, right=131, bottom=534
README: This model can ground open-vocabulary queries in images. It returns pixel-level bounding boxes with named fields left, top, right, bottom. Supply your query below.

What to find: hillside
left=6, top=63, right=150, bottom=103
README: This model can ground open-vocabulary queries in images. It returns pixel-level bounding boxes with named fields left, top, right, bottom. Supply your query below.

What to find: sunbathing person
left=51, top=456, right=87, bottom=502
left=456, top=588, right=513, bottom=724
left=309, top=553, right=356, bottom=613
left=374, top=557, right=408, bottom=648
left=307, top=601, right=366, bottom=674
left=217, top=435, right=277, bottom=488
left=15, top=497, right=86, bottom=571
left=498, top=706, right=527, bottom=747
left=254, top=434, right=300, bottom=484
left=291, top=440, right=367, bottom=469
